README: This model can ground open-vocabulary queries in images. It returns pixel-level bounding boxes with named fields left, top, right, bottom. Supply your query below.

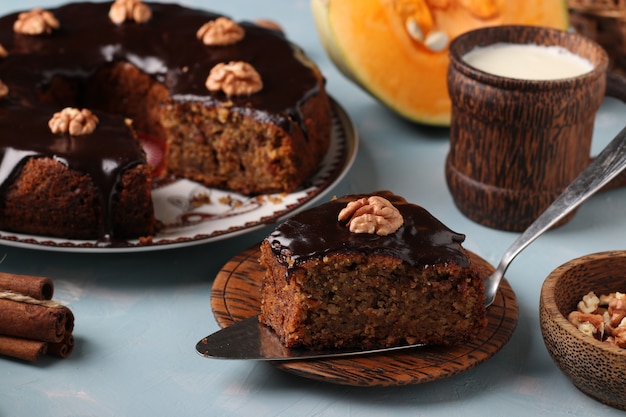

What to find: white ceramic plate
left=0, top=100, right=357, bottom=252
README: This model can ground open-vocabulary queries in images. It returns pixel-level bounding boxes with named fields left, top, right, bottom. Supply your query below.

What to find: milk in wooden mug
left=445, top=25, right=626, bottom=232
left=462, top=43, right=594, bottom=80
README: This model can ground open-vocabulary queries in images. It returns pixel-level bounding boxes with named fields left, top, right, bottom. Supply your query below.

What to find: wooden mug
left=446, top=25, right=626, bottom=232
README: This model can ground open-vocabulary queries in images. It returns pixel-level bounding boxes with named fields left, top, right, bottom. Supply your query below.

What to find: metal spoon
left=485, top=124, right=626, bottom=306
left=197, top=126, right=626, bottom=361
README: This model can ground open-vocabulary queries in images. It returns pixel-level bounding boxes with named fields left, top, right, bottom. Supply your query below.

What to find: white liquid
left=462, top=43, right=594, bottom=80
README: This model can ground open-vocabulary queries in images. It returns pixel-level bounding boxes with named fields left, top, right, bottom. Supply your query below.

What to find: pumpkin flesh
left=312, top=0, right=570, bottom=125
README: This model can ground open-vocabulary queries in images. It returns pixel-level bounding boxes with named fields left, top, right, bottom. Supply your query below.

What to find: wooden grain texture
left=540, top=250, right=626, bottom=410
left=211, top=246, right=518, bottom=387
left=568, top=0, right=626, bottom=76
left=446, top=25, right=626, bottom=232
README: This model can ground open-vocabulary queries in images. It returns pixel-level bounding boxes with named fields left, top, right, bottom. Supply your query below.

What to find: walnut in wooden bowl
left=540, top=250, right=626, bottom=410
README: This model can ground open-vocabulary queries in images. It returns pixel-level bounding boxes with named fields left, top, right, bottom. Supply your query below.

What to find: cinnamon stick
left=0, top=274, right=75, bottom=361
left=0, top=335, right=47, bottom=362
left=0, top=272, right=54, bottom=300
left=47, top=333, right=74, bottom=358
left=0, top=294, right=74, bottom=343
left=0, top=334, right=74, bottom=361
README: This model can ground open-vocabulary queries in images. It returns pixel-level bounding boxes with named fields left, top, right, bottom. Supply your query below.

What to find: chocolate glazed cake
left=0, top=2, right=332, bottom=243
left=259, top=191, right=487, bottom=350
left=0, top=106, right=154, bottom=243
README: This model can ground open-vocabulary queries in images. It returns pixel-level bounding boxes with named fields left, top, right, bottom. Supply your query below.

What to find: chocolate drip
left=267, top=193, right=470, bottom=278
left=0, top=105, right=145, bottom=243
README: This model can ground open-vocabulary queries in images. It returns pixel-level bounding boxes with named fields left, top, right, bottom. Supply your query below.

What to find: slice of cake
left=0, top=106, right=155, bottom=243
left=259, top=191, right=487, bottom=350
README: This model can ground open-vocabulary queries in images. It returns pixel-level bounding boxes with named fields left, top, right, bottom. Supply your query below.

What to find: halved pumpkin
left=312, top=0, right=569, bottom=125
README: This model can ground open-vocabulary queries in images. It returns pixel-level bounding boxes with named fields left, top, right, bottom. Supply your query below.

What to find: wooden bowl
left=540, top=250, right=626, bottom=410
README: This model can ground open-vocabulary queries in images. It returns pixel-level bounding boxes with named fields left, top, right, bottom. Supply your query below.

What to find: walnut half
left=109, top=0, right=152, bottom=24
left=205, top=61, right=263, bottom=96
left=13, top=8, right=59, bottom=35
left=0, top=80, right=8, bottom=99
left=196, top=17, right=244, bottom=46
left=49, top=108, right=99, bottom=136
left=338, top=195, right=404, bottom=236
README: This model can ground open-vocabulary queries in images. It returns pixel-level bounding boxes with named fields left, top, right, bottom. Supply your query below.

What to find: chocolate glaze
left=267, top=192, right=470, bottom=278
left=0, top=2, right=321, bottom=125
left=0, top=104, right=145, bottom=243
left=0, top=2, right=322, bottom=242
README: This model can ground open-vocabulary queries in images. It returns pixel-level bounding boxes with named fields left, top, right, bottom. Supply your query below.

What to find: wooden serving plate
left=210, top=246, right=518, bottom=387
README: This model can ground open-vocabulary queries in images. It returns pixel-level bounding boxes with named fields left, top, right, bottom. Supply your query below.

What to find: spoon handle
left=485, top=125, right=626, bottom=306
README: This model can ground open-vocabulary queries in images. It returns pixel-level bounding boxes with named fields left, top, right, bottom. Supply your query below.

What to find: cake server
left=196, top=314, right=427, bottom=360
left=197, top=125, right=626, bottom=361
left=483, top=124, right=626, bottom=307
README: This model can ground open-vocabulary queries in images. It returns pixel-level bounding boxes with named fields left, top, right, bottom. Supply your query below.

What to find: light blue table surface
left=2, top=1, right=626, bottom=416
